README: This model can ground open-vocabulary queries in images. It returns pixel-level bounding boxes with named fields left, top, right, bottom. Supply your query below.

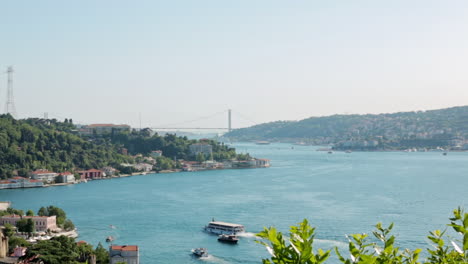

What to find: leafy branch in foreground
left=256, top=219, right=331, bottom=264
left=257, top=208, right=468, bottom=264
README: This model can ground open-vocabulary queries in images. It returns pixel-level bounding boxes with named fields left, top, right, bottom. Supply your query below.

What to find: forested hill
left=225, top=106, right=468, bottom=150
left=0, top=115, right=131, bottom=179
left=0, top=115, right=241, bottom=179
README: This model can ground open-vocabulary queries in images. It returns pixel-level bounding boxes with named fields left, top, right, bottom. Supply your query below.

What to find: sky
left=1, top=0, right=468, bottom=129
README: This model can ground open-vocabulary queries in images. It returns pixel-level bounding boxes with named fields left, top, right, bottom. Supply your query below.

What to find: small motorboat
left=192, top=248, right=208, bottom=257
left=218, top=234, right=239, bottom=244
left=106, top=236, right=114, bottom=243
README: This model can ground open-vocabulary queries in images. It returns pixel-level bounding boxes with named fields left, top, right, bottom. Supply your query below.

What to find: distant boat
left=106, top=236, right=114, bottom=243
left=218, top=234, right=239, bottom=244
left=443, top=152, right=447, bottom=156
left=328, top=151, right=333, bottom=154
left=345, top=150, right=352, bottom=153
left=255, top=141, right=270, bottom=145
left=192, top=248, right=208, bottom=258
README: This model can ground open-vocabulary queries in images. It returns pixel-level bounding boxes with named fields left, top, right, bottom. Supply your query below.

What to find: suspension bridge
left=149, top=109, right=257, bottom=132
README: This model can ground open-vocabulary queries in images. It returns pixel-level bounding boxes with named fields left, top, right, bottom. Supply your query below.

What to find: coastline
left=1, top=165, right=270, bottom=191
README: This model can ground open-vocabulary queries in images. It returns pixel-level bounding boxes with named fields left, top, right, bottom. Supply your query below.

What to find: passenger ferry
left=204, top=221, right=245, bottom=235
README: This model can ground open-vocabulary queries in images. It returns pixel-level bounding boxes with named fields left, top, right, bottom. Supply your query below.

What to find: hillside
left=0, top=115, right=132, bottom=179
left=225, top=106, right=468, bottom=150
left=0, top=115, right=245, bottom=179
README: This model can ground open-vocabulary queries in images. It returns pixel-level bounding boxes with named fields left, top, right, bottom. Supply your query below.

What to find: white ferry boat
left=204, top=221, right=245, bottom=235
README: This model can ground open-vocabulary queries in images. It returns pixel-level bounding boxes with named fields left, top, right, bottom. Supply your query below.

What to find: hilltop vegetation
left=0, top=114, right=131, bottom=179
left=0, top=114, right=244, bottom=179
left=226, top=106, right=468, bottom=150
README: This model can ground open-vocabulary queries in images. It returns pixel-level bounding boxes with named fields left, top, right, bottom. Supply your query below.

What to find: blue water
left=1, top=143, right=468, bottom=263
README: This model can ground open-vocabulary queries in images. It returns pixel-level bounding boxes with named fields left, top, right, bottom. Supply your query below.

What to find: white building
left=56, top=172, right=75, bottom=183
left=134, top=163, right=153, bottom=172
left=30, top=170, right=58, bottom=183
left=150, top=150, right=162, bottom=158
left=109, top=245, right=139, bottom=264
left=189, top=144, right=213, bottom=156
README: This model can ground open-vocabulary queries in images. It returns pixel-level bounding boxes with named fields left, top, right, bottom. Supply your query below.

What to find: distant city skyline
left=1, top=0, right=468, bottom=128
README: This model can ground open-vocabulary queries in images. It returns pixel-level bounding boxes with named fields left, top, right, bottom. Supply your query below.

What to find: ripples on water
left=1, top=143, right=468, bottom=263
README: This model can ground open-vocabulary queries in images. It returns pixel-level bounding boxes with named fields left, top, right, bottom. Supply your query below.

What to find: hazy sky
left=1, top=0, right=468, bottom=128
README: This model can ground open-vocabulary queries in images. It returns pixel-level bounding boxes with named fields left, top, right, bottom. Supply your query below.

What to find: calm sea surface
left=1, top=143, right=468, bottom=263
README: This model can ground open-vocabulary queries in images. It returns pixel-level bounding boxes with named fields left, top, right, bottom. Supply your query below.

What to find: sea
left=1, top=143, right=468, bottom=263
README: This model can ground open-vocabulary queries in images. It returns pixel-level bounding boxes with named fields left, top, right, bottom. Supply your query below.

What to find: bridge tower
left=5, top=66, right=17, bottom=118
left=228, top=109, right=232, bottom=132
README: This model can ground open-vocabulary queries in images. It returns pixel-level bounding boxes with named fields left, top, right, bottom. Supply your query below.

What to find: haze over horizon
left=1, top=0, right=468, bottom=128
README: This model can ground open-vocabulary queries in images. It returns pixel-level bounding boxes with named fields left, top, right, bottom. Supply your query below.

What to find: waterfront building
left=150, top=150, right=162, bottom=158
left=255, top=158, right=270, bottom=168
left=56, top=172, right=76, bottom=183
left=77, top=169, right=103, bottom=180
left=0, top=215, right=57, bottom=232
left=189, top=143, right=213, bottom=156
left=79, top=124, right=131, bottom=135
left=101, top=167, right=118, bottom=177
left=30, top=169, right=58, bottom=183
left=0, top=178, right=43, bottom=189
left=109, top=245, right=139, bottom=264
left=133, top=163, right=153, bottom=172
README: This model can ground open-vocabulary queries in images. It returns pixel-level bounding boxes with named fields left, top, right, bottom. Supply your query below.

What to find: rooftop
left=209, top=221, right=244, bottom=228
left=110, top=245, right=139, bottom=251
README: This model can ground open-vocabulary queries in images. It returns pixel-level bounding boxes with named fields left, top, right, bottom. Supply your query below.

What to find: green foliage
left=256, top=219, right=331, bottom=264
left=0, top=207, right=24, bottom=216
left=0, top=115, right=130, bottom=179
left=24, top=236, right=108, bottom=264
left=259, top=208, right=468, bottom=264
left=155, top=156, right=175, bottom=171
left=226, top=106, right=468, bottom=150
left=26, top=236, right=80, bottom=264
left=8, top=236, right=30, bottom=253
left=46, top=206, right=67, bottom=226
left=16, top=218, right=34, bottom=234
left=3, top=223, right=15, bottom=237
left=95, top=242, right=110, bottom=264
left=26, top=209, right=34, bottom=216
left=64, top=219, right=75, bottom=231
left=196, top=152, right=206, bottom=162
left=98, top=130, right=237, bottom=161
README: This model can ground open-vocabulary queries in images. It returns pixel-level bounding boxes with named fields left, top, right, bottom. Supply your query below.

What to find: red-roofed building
left=77, top=169, right=103, bottom=180
left=109, top=245, right=139, bottom=264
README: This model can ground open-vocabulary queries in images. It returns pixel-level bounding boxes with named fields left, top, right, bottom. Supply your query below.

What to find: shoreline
left=0, top=166, right=270, bottom=191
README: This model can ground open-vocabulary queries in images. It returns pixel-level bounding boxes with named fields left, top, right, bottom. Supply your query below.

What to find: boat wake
left=236, top=232, right=258, bottom=238
left=200, top=255, right=229, bottom=263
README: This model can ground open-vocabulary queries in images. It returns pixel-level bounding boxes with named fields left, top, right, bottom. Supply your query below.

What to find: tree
left=95, top=242, right=109, bottom=264
left=63, top=219, right=75, bottom=231
left=256, top=219, right=331, bottom=264
left=37, top=206, right=48, bottom=216
left=2, top=223, right=15, bottom=237
left=196, top=152, right=206, bottom=162
left=8, top=236, right=30, bottom=253
left=26, top=209, right=34, bottom=216
left=46, top=206, right=66, bottom=226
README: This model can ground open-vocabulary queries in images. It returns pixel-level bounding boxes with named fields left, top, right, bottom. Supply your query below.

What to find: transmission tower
left=5, top=66, right=17, bottom=118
